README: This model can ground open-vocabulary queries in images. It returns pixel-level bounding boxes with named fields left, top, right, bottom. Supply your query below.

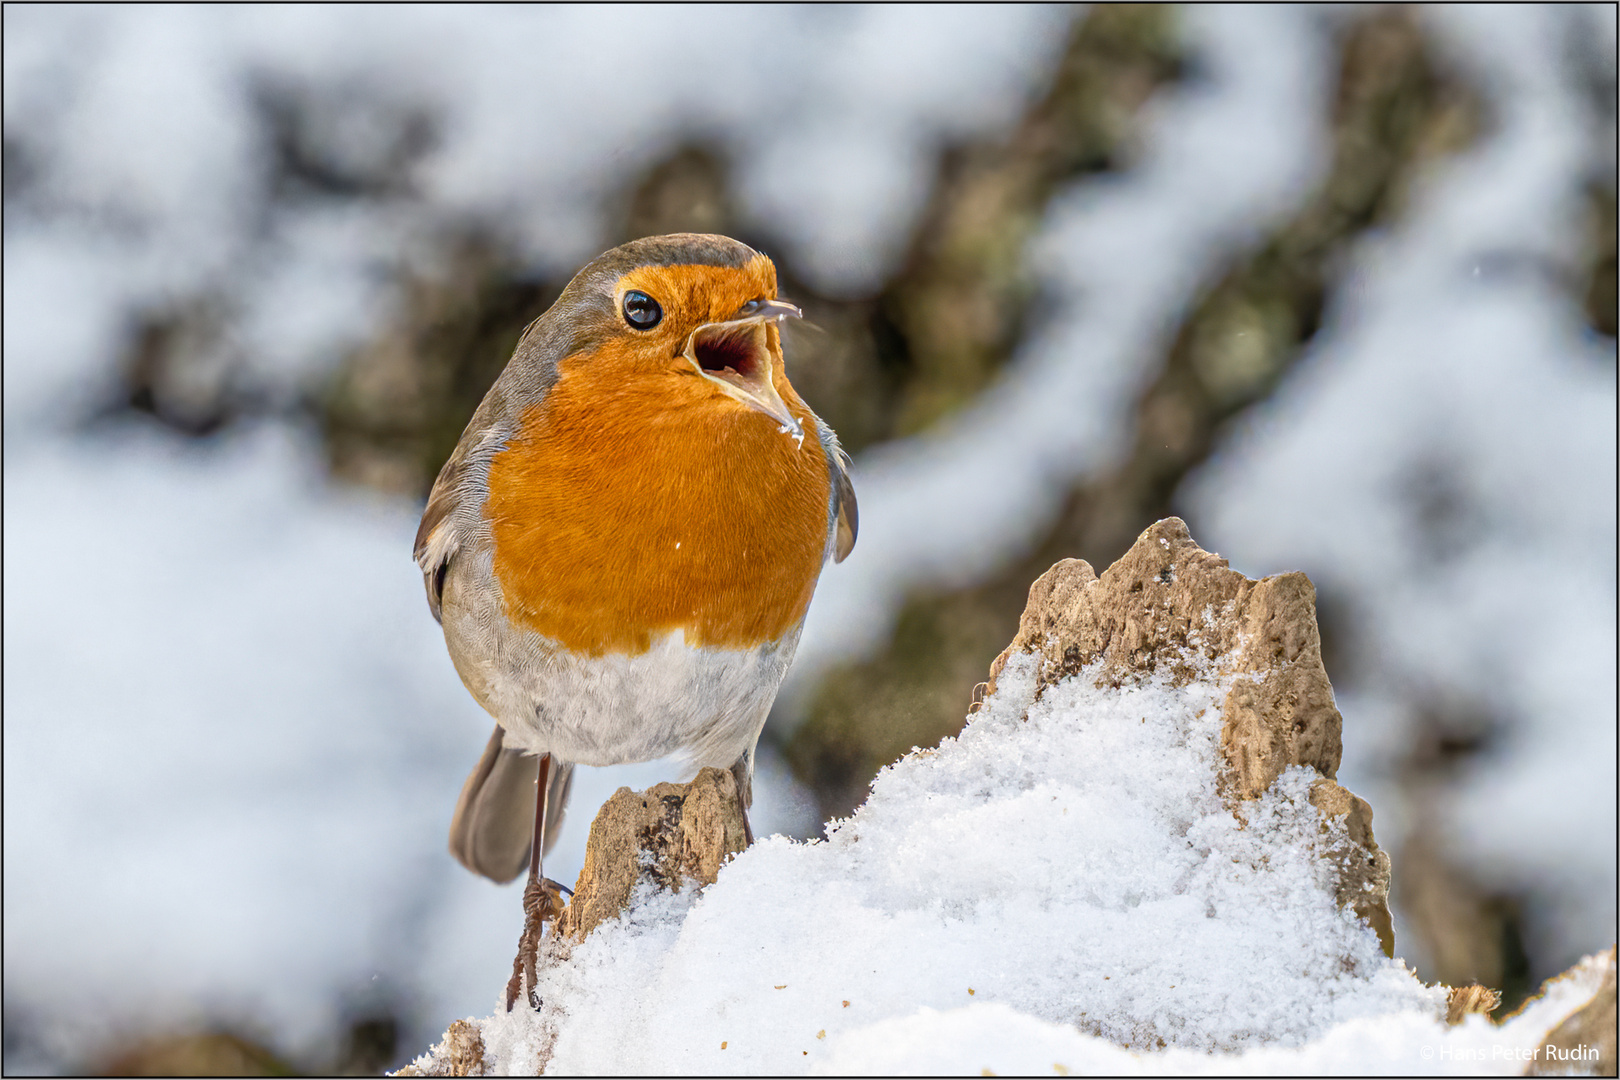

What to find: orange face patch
left=613, top=256, right=778, bottom=342
left=484, top=261, right=831, bottom=657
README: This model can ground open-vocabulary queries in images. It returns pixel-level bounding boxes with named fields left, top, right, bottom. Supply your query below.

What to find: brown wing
left=833, top=449, right=857, bottom=563
left=413, top=449, right=466, bottom=624
left=412, top=312, right=558, bottom=623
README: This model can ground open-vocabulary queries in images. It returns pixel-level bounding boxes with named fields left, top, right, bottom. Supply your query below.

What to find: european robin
left=412, top=233, right=856, bottom=1009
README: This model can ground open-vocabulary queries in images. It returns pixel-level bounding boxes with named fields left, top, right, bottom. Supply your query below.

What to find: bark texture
left=555, top=766, right=749, bottom=942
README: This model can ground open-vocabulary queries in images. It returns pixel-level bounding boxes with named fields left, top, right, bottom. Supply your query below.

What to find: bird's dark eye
left=622, top=290, right=662, bottom=330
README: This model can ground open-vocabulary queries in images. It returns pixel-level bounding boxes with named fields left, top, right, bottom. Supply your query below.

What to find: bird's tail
left=449, top=725, right=574, bottom=884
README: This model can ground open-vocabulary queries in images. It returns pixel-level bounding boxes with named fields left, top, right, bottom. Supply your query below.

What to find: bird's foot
left=503, top=876, right=568, bottom=1011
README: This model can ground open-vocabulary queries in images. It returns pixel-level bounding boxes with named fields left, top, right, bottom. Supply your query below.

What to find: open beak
left=682, top=299, right=805, bottom=438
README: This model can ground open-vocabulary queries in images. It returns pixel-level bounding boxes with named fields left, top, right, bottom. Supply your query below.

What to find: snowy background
left=3, top=4, right=1614, bottom=1074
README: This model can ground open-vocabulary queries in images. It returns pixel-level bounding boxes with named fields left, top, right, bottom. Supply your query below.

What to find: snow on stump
left=1525, top=945, right=1617, bottom=1077
left=402, top=517, right=1620, bottom=1075
left=395, top=1019, right=484, bottom=1078
left=986, top=516, right=1394, bottom=956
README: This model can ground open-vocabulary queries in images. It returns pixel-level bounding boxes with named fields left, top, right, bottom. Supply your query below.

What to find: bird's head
left=540, top=233, right=806, bottom=438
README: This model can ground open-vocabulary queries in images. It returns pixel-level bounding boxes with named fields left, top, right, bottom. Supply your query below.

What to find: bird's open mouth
left=682, top=301, right=804, bottom=438
left=691, top=322, right=768, bottom=389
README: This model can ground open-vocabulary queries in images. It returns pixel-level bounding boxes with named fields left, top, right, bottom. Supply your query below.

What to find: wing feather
left=414, top=450, right=466, bottom=624
left=833, top=449, right=858, bottom=563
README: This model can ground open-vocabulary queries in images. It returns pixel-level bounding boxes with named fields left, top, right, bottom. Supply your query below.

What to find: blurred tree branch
left=783, top=6, right=1485, bottom=826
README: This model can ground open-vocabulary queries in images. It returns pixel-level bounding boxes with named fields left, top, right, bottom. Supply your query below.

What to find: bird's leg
left=729, top=752, right=755, bottom=847
left=505, top=752, right=565, bottom=1012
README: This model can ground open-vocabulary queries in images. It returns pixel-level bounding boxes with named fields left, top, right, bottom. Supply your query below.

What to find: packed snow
left=815, top=950, right=1608, bottom=1077
left=427, top=647, right=1579, bottom=1075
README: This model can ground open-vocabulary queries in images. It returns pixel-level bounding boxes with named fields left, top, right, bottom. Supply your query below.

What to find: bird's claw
left=504, top=876, right=569, bottom=1012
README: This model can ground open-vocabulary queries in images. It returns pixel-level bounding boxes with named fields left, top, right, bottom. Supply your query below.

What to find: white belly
left=441, top=553, right=798, bottom=769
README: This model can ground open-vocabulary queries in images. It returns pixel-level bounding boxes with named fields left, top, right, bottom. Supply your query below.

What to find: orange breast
left=485, top=354, right=832, bottom=657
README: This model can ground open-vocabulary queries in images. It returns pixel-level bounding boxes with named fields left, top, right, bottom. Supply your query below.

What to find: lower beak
left=682, top=310, right=803, bottom=438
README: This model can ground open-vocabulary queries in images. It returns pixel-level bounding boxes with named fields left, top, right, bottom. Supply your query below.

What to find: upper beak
left=682, top=300, right=804, bottom=438
left=737, top=298, right=803, bottom=322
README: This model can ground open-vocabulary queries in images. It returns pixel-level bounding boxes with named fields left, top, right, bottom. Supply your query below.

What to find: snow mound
left=409, top=520, right=1448, bottom=1074
left=816, top=947, right=1612, bottom=1077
